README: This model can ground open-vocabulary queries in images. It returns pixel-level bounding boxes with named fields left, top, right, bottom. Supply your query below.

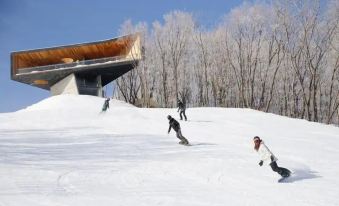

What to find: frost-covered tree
left=114, top=0, right=339, bottom=125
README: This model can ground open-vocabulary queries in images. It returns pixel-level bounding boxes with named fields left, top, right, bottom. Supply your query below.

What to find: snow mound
left=23, top=94, right=134, bottom=111
left=0, top=95, right=136, bottom=130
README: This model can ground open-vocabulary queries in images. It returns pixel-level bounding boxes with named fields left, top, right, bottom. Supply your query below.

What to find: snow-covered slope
left=0, top=95, right=338, bottom=206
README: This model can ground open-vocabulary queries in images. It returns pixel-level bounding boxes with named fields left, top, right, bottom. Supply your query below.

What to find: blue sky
left=0, top=0, right=248, bottom=112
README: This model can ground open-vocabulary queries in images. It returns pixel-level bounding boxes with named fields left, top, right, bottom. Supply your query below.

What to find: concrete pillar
left=97, top=75, right=103, bottom=97
left=50, top=73, right=79, bottom=95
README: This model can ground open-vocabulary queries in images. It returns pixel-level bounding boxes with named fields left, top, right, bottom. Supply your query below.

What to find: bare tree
left=153, top=21, right=170, bottom=107
left=164, top=11, right=195, bottom=103
left=115, top=20, right=146, bottom=106
left=193, top=29, right=212, bottom=106
left=115, top=1, right=339, bottom=125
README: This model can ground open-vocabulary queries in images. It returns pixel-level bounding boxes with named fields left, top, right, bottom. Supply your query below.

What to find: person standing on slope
left=102, top=98, right=110, bottom=112
left=167, top=115, right=189, bottom=145
left=253, top=136, right=291, bottom=178
left=177, top=100, right=187, bottom=121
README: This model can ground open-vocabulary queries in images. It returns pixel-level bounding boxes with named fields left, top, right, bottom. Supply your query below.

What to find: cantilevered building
left=11, top=34, right=141, bottom=96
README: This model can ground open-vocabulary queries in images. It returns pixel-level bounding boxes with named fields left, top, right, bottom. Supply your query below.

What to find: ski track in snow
left=0, top=95, right=338, bottom=206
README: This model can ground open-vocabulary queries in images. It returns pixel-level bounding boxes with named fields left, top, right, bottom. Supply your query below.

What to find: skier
left=253, top=136, right=291, bottom=179
left=167, top=115, right=189, bottom=145
left=177, top=100, right=187, bottom=121
left=102, top=98, right=110, bottom=112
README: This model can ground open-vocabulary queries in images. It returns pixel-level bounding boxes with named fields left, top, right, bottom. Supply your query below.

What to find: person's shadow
left=187, top=120, right=213, bottom=123
left=186, top=142, right=217, bottom=146
left=281, top=168, right=321, bottom=183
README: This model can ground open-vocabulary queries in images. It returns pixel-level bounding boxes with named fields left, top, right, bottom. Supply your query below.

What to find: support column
left=50, top=73, right=79, bottom=95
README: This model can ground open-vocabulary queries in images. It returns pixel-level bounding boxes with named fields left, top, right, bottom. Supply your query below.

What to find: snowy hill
left=0, top=95, right=338, bottom=206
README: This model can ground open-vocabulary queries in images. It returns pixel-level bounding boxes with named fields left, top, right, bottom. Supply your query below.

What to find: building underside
left=11, top=34, right=141, bottom=96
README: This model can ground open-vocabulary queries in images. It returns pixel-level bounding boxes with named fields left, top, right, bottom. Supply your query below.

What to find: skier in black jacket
left=102, top=98, right=110, bottom=112
left=167, top=115, right=189, bottom=145
left=177, top=100, right=187, bottom=121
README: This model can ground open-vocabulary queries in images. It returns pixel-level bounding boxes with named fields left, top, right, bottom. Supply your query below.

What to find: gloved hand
left=259, top=160, right=263, bottom=166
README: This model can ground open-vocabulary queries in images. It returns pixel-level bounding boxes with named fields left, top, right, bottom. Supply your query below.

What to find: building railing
left=17, top=55, right=128, bottom=74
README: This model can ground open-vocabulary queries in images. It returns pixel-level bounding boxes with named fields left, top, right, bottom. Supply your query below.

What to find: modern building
left=11, top=34, right=141, bottom=96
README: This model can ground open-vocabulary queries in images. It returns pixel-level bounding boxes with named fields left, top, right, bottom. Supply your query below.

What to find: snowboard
left=278, top=176, right=289, bottom=182
left=179, top=142, right=191, bottom=146
left=278, top=168, right=291, bottom=183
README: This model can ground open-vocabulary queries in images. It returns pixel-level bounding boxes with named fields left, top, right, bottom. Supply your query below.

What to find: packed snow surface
left=0, top=95, right=338, bottom=206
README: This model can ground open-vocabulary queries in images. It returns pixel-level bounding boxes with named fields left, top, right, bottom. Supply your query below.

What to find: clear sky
left=0, top=0, right=249, bottom=113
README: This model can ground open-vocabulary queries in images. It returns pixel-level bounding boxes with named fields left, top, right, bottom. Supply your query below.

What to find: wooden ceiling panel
left=12, top=34, right=137, bottom=74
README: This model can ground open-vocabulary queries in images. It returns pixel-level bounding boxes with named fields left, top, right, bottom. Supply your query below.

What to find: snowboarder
left=177, top=100, right=187, bottom=121
left=167, top=115, right=189, bottom=145
left=253, top=136, right=291, bottom=179
left=102, top=98, right=110, bottom=112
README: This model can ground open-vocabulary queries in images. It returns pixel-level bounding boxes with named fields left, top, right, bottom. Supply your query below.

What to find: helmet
left=167, top=115, right=172, bottom=120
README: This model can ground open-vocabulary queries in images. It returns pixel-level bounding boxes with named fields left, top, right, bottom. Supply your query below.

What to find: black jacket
left=102, top=99, right=110, bottom=111
left=177, top=101, right=186, bottom=112
left=105, top=100, right=109, bottom=108
left=168, top=117, right=180, bottom=133
left=104, top=99, right=110, bottom=108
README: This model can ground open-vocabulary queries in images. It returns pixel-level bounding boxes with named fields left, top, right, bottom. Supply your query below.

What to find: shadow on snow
left=281, top=168, right=321, bottom=183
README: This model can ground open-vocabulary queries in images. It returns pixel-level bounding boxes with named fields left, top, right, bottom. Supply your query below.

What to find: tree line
left=113, top=0, right=339, bottom=125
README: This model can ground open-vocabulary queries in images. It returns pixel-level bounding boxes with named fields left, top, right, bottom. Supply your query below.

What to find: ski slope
left=0, top=95, right=338, bottom=206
